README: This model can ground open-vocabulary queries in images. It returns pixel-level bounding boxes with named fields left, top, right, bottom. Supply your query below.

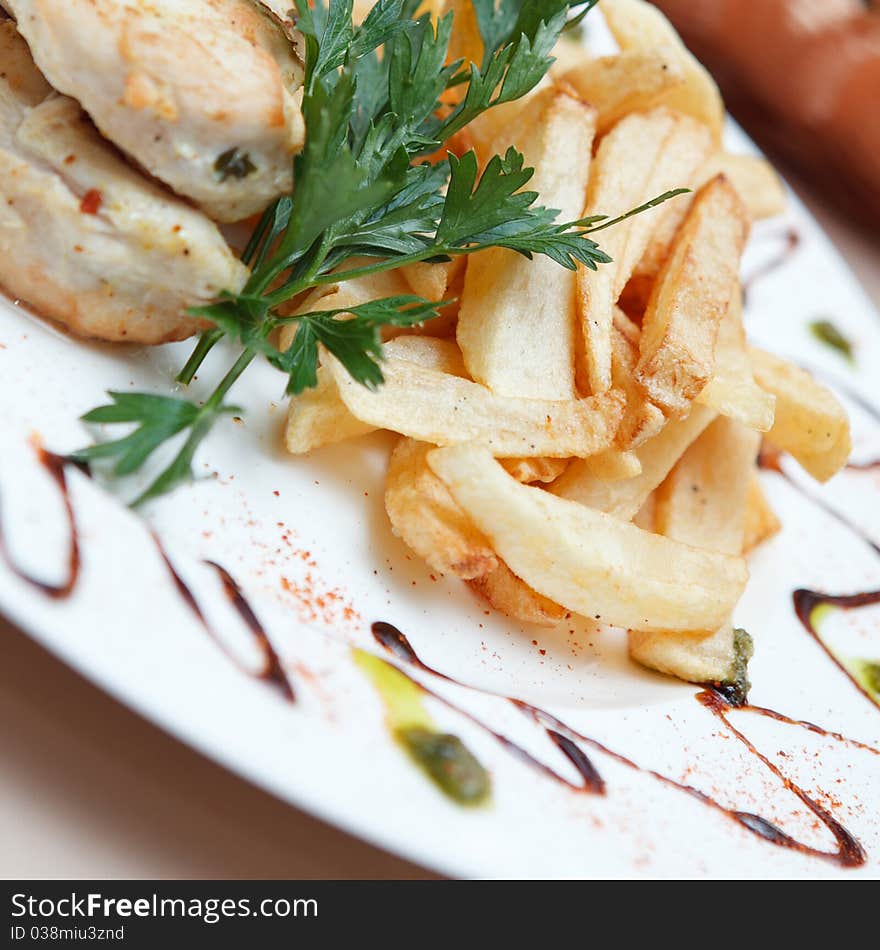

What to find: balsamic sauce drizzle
left=0, top=450, right=83, bottom=598
left=204, top=560, right=295, bottom=702
left=758, top=450, right=880, bottom=708
left=154, top=542, right=295, bottom=703
left=793, top=589, right=880, bottom=711
left=372, top=622, right=606, bottom=790
left=0, top=445, right=874, bottom=866
left=372, top=622, right=869, bottom=867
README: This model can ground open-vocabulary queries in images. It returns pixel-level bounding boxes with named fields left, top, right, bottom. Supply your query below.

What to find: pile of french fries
left=282, top=0, right=851, bottom=689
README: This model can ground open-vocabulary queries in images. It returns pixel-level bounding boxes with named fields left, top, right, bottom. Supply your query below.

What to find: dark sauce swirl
left=793, top=588, right=880, bottom=711
left=373, top=622, right=868, bottom=867
left=155, top=545, right=295, bottom=703
left=0, top=448, right=872, bottom=867
left=0, top=450, right=84, bottom=598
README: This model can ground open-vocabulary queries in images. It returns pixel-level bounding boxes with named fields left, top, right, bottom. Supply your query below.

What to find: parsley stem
left=264, top=246, right=458, bottom=308
left=177, top=329, right=224, bottom=385
left=204, top=347, right=256, bottom=410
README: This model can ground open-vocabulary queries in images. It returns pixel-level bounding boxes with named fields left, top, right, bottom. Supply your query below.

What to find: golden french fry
left=750, top=347, right=852, bottom=482
left=742, top=475, right=781, bottom=555
left=550, top=36, right=591, bottom=76
left=579, top=109, right=712, bottom=393
left=654, top=416, right=761, bottom=555
left=636, top=175, right=749, bottom=416
left=500, top=457, right=570, bottom=484
left=601, top=0, right=725, bottom=138
left=386, top=438, right=498, bottom=580
left=583, top=448, right=642, bottom=481
left=457, top=89, right=596, bottom=400
left=611, top=308, right=666, bottom=449
left=466, top=86, right=546, bottom=166
left=445, top=0, right=482, bottom=104
left=696, top=289, right=775, bottom=432
left=378, top=336, right=467, bottom=374
left=630, top=417, right=758, bottom=687
left=285, top=336, right=467, bottom=454
left=712, top=153, right=786, bottom=221
left=326, top=354, right=626, bottom=457
left=429, top=443, right=748, bottom=631
left=629, top=625, right=753, bottom=690
left=635, top=152, right=786, bottom=280
left=551, top=403, right=715, bottom=519
left=559, top=47, right=687, bottom=135
left=632, top=492, right=656, bottom=531
left=469, top=561, right=567, bottom=627
left=400, top=255, right=465, bottom=303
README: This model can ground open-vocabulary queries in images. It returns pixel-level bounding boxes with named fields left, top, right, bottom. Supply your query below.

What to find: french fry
left=285, top=336, right=466, bottom=454
left=398, top=258, right=467, bottom=340
left=612, top=308, right=666, bottom=449
left=712, top=152, right=787, bottom=221
left=445, top=0, right=482, bottom=104
left=469, top=561, right=567, bottom=627
left=582, top=448, right=642, bottom=481
left=601, top=0, right=725, bottom=138
left=632, top=492, right=656, bottom=531
left=501, top=457, right=570, bottom=484
left=550, top=36, right=591, bottom=77
left=635, top=152, right=786, bottom=280
left=629, top=416, right=759, bottom=688
left=551, top=403, right=715, bottom=519
left=795, top=429, right=853, bottom=484
left=457, top=89, right=596, bottom=400
left=429, top=443, right=748, bottom=631
left=400, top=255, right=465, bottom=303
left=466, top=84, right=549, bottom=167
left=635, top=175, right=749, bottom=416
left=696, top=288, right=776, bottom=432
left=578, top=109, right=712, bottom=393
left=750, top=347, right=852, bottom=482
left=654, top=416, right=761, bottom=555
left=629, top=625, right=753, bottom=691
left=386, top=438, right=498, bottom=580
left=326, top=354, right=626, bottom=457
left=559, top=47, right=687, bottom=135
left=742, top=475, right=781, bottom=555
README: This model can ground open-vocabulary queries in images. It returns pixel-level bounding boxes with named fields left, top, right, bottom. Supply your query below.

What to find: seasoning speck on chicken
left=0, top=19, right=248, bottom=343
left=3, top=0, right=305, bottom=222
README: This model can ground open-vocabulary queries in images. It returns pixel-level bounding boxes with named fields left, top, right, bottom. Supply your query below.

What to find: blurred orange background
left=652, top=0, right=880, bottom=229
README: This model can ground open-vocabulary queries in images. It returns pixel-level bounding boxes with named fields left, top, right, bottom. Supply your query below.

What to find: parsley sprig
left=75, top=0, right=684, bottom=505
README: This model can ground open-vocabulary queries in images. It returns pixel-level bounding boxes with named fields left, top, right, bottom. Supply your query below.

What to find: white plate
left=1, top=108, right=879, bottom=877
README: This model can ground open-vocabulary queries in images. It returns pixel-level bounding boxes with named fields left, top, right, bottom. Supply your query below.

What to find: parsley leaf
left=75, top=0, right=687, bottom=505
left=72, top=393, right=200, bottom=476
left=273, top=295, right=444, bottom=393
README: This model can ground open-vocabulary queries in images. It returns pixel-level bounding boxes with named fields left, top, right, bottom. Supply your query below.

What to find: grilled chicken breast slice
left=4, top=0, right=305, bottom=222
left=0, top=20, right=248, bottom=343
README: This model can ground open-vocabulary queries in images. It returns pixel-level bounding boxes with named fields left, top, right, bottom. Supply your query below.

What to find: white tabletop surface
left=1, top=181, right=877, bottom=881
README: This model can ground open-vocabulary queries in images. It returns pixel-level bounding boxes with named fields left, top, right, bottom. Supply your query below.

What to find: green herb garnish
left=719, top=627, right=754, bottom=707
left=75, top=0, right=685, bottom=505
left=354, top=648, right=491, bottom=805
left=809, top=319, right=855, bottom=363
left=214, top=147, right=257, bottom=181
left=396, top=726, right=491, bottom=804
